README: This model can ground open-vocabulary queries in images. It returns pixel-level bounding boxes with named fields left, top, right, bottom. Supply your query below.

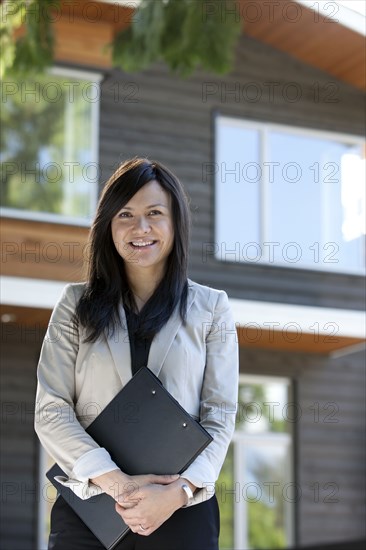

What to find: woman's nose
left=133, top=216, right=151, bottom=233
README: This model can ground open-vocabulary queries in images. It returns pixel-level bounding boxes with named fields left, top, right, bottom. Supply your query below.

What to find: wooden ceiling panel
left=239, top=0, right=365, bottom=91
left=238, top=326, right=365, bottom=355
left=1, top=218, right=89, bottom=282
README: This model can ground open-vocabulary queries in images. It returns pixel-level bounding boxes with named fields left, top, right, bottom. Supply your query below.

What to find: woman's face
left=111, top=180, right=175, bottom=274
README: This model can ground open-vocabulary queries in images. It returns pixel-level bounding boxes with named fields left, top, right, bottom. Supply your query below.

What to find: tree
left=0, top=0, right=242, bottom=79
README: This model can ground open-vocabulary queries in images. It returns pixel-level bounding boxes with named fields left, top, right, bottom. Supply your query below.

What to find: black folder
left=46, top=367, right=213, bottom=549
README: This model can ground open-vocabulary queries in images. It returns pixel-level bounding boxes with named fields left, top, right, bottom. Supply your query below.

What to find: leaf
left=112, top=0, right=242, bottom=77
left=112, top=0, right=166, bottom=72
left=1, top=0, right=57, bottom=78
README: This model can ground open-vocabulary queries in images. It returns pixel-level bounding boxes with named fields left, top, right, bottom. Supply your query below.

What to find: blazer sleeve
left=180, top=289, right=239, bottom=506
left=34, top=284, right=118, bottom=500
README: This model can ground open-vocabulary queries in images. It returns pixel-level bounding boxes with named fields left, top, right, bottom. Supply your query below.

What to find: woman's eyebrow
left=120, top=203, right=168, bottom=210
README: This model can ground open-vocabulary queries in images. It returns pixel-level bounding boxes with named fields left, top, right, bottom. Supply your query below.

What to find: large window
left=214, top=115, right=365, bottom=274
left=217, top=375, right=294, bottom=550
left=1, top=67, right=101, bottom=225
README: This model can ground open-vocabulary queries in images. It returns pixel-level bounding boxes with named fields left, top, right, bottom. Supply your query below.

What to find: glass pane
left=216, top=444, right=234, bottom=549
left=237, top=381, right=291, bottom=434
left=245, top=442, right=290, bottom=549
left=1, top=72, right=97, bottom=221
left=215, top=119, right=261, bottom=262
left=267, top=131, right=365, bottom=272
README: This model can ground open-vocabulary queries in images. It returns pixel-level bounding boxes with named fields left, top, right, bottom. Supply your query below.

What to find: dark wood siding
left=98, top=33, right=365, bottom=310
left=0, top=329, right=43, bottom=550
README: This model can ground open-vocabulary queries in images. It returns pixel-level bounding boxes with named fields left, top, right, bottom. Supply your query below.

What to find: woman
left=35, top=157, right=239, bottom=550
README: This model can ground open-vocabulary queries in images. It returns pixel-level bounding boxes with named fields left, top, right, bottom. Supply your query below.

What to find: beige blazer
left=35, top=278, right=239, bottom=506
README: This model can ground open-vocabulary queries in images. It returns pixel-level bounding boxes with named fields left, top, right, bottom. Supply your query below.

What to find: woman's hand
left=115, top=478, right=196, bottom=535
left=90, top=469, right=179, bottom=508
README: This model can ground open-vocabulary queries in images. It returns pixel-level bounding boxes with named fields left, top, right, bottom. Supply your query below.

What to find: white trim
left=296, top=1, right=366, bottom=36
left=229, top=296, right=366, bottom=339
left=0, top=277, right=70, bottom=309
left=50, top=66, right=103, bottom=82
left=239, top=373, right=291, bottom=386
left=329, top=341, right=366, bottom=358
left=98, top=0, right=141, bottom=6
left=218, top=115, right=365, bottom=145
left=234, top=438, right=246, bottom=550
left=0, top=208, right=92, bottom=226
left=1, top=277, right=364, bottom=342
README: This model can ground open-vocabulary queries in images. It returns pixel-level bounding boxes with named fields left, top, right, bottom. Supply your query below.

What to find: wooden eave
left=239, top=0, right=365, bottom=91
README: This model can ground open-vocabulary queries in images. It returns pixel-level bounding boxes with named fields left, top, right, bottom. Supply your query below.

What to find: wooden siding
left=98, top=33, right=365, bottom=311
left=239, top=347, right=366, bottom=546
left=1, top=218, right=89, bottom=282
left=0, top=331, right=42, bottom=550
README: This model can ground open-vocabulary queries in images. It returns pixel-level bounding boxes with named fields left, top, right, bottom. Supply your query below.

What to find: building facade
left=1, top=1, right=365, bottom=548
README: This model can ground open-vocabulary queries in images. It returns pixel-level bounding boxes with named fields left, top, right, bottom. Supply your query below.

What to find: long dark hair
left=75, top=157, right=191, bottom=343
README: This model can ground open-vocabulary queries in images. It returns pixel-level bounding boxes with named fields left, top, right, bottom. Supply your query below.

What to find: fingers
left=115, top=499, right=139, bottom=509
left=149, top=474, right=179, bottom=485
left=115, top=503, right=153, bottom=536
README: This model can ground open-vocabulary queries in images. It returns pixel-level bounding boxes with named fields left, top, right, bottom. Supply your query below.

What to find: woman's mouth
left=129, top=240, right=157, bottom=249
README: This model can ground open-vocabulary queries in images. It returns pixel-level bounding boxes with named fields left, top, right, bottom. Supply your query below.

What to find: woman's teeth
left=130, top=241, right=155, bottom=247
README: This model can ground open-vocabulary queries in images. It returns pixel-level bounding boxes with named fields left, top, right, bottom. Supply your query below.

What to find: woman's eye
left=149, top=210, right=161, bottom=215
left=118, top=212, right=131, bottom=218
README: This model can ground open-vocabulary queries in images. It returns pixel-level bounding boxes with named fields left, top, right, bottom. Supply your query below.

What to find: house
left=1, top=0, right=365, bottom=548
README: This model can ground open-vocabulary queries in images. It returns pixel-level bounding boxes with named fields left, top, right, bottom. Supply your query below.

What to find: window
left=1, top=67, right=101, bottom=225
left=217, top=375, right=294, bottom=550
left=214, top=115, right=365, bottom=274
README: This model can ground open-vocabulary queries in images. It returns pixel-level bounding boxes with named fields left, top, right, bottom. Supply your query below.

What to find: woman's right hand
left=90, top=469, right=179, bottom=508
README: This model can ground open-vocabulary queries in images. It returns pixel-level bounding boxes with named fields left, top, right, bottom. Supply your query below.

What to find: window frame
left=231, top=374, right=295, bottom=549
left=1, top=66, right=102, bottom=227
left=214, top=113, right=365, bottom=275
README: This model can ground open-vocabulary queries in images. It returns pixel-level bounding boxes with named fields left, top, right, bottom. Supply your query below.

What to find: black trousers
left=48, top=493, right=220, bottom=550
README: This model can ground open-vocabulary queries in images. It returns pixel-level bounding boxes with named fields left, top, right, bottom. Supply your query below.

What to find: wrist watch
left=181, top=483, right=194, bottom=507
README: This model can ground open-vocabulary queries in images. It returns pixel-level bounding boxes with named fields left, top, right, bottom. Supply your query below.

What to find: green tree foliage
left=1, top=0, right=242, bottom=78
left=1, top=73, right=65, bottom=212
left=249, top=500, right=286, bottom=549
left=0, top=0, right=56, bottom=78
left=113, top=0, right=242, bottom=76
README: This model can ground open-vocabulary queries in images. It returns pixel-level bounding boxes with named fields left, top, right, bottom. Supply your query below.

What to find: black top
left=123, top=304, right=153, bottom=375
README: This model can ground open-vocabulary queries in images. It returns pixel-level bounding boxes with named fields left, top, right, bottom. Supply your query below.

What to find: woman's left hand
left=115, top=478, right=188, bottom=536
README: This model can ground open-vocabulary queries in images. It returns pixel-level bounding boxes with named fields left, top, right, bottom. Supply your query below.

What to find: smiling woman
left=34, top=157, right=239, bottom=550
left=111, top=180, right=175, bottom=309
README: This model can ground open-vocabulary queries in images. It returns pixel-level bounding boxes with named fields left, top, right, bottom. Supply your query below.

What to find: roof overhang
left=1, top=276, right=365, bottom=357
left=230, top=297, right=365, bottom=357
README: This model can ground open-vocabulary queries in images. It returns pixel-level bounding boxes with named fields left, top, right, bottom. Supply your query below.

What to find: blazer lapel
left=148, top=283, right=196, bottom=378
left=105, top=304, right=131, bottom=387
left=106, top=281, right=196, bottom=386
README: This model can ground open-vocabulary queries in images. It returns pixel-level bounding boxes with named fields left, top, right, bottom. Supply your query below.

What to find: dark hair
left=74, top=157, right=191, bottom=343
